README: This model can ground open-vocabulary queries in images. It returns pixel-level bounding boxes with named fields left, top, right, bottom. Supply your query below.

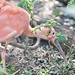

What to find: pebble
left=69, top=26, right=73, bottom=30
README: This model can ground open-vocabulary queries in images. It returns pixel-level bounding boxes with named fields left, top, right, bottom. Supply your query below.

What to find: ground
left=1, top=0, right=75, bottom=75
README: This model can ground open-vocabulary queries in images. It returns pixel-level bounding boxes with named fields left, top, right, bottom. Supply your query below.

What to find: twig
left=11, top=69, right=20, bottom=75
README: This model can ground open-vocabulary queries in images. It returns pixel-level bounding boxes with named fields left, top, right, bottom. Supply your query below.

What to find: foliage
left=20, top=70, right=31, bottom=75
left=0, top=61, right=15, bottom=75
left=18, top=0, right=36, bottom=19
left=57, top=62, right=75, bottom=75
left=68, top=0, right=75, bottom=6
left=37, top=69, right=49, bottom=75
left=33, top=19, right=61, bottom=33
left=56, top=32, right=68, bottom=42
left=6, top=64, right=15, bottom=73
left=45, top=19, right=61, bottom=28
left=57, top=45, right=75, bottom=75
left=0, top=66, right=7, bottom=75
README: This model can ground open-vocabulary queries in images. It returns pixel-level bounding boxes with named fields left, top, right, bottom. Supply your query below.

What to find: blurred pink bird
left=0, top=0, right=67, bottom=74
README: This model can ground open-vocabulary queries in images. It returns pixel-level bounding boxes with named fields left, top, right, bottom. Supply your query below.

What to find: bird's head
left=33, top=26, right=61, bottom=47
left=47, top=27, right=56, bottom=43
left=38, top=26, right=62, bottom=49
left=34, top=26, right=56, bottom=43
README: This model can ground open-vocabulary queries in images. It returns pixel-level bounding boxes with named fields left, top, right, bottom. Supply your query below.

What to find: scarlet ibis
left=0, top=0, right=67, bottom=74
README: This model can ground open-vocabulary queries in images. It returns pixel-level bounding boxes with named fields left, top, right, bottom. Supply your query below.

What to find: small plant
left=21, top=70, right=31, bottom=75
left=0, top=60, right=16, bottom=75
left=68, top=0, right=75, bottom=6
left=56, top=32, right=68, bottom=42
left=41, top=19, right=61, bottom=28
left=6, top=64, right=15, bottom=73
left=0, top=66, right=7, bottom=75
left=33, top=19, right=61, bottom=33
left=37, top=69, right=49, bottom=75
left=18, top=0, right=36, bottom=20
left=57, top=53, right=75, bottom=75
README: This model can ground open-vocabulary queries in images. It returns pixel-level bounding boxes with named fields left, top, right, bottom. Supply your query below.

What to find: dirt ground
left=1, top=0, right=75, bottom=75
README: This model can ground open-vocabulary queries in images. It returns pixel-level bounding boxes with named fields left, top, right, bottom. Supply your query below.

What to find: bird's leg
left=1, top=49, right=6, bottom=71
left=1, top=42, right=20, bottom=75
left=1, top=42, right=8, bottom=71
left=11, top=69, right=20, bottom=75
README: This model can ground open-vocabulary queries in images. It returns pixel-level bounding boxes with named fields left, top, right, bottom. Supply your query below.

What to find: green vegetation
left=68, top=0, right=75, bottom=6
left=56, top=32, right=68, bottom=42
left=20, top=70, right=31, bottom=75
left=18, top=0, right=36, bottom=19
left=37, top=69, right=49, bottom=75
left=0, top=66, right=6, bottom=75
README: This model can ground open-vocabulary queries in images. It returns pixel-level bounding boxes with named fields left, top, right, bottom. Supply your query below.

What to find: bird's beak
left=53, top=39, right=63, bottom=54
left=53, top=39, right=67, bottom=64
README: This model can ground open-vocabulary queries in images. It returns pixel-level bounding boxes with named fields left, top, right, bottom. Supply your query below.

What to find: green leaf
left=18, top=0, right=36, bottom=19
left=0, top=72, right=6, bottom=75
left=68, top=0, right=75, bottom=6
left=0, top=66, right=7, bottom=75
left=7, top=65, right=15, bottom=73
left=45, top=19, right=61, bottom=28
left=37, top=69, right=49, bottom=75
left=21, top=70, right=31, bottom=75
left=56, top=32, right=68, bottom=42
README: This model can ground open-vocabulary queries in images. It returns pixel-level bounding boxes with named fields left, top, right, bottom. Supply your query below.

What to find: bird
left=0, top=0, right=67, bottom=74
